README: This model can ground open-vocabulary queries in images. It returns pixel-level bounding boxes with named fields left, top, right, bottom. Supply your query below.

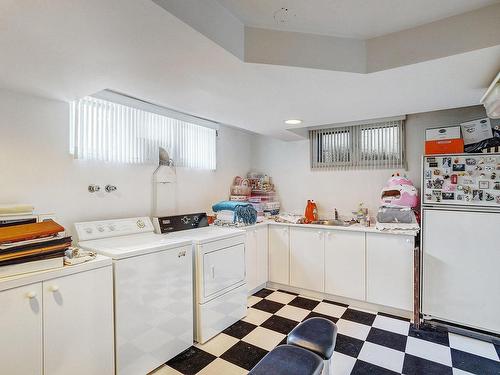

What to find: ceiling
left=0, top=0, right=499, bottom=140
left=216, top=0, right=499, bottom=39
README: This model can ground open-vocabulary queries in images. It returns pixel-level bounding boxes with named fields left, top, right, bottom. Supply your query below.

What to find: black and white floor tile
left=152, top=288, right=500, bottom=375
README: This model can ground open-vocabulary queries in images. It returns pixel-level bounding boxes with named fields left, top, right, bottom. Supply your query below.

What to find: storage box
left=460, top=118, right=492, bottom=145
left=425, top=126, right=461, bottom=141
left=425, top=138, right=464, bottom=155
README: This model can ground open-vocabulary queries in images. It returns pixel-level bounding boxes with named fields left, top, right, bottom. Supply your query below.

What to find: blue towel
left=212, top=200, right=250, bottom=212
left=212, top=201, right=257, bottom=225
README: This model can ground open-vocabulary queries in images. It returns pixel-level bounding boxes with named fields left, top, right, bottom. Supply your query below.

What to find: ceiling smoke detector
left=273, top=7, right=295, bottom=25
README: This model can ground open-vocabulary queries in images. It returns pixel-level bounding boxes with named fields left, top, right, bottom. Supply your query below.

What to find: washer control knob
left=181, top=216, right=191, bottom=224
left=85, top=228, right=93, bottom=234
left=136, top=219, right=146, bottom=229
left=97, top=226, right=105, bottom=232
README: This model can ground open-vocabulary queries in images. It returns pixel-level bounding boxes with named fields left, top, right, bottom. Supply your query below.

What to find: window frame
left=310, top=118, right=406, bottom=170
left=69, top=91, right=219, bottom=170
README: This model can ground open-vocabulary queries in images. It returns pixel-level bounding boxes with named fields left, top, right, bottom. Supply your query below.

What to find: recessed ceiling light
left=285, top=119, right=302, bottom=125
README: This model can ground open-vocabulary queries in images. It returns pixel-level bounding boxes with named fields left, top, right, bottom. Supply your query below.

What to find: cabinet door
left=290, top=227, right=325, bottom=292
left=0, top=283, right=42, bottom=375
left=325, top=231, right=365, bottom=301
left=256, top=226, right=269, bottom=286
left=268, top=225, right=289, bottom=285
left=43, top=266, right=114, bottom=375
left=245, top=229, right=258, bottom=292
left=366, top=233, right=414, bottom=311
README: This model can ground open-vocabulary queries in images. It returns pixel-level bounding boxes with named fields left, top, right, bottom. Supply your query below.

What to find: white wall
left=252, top=105, right=491, bottom=219
left=0, top=89, right=255, bottom=237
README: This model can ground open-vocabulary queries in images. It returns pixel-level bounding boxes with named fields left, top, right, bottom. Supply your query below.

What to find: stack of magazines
left=0, top=220, right=71, bottom=278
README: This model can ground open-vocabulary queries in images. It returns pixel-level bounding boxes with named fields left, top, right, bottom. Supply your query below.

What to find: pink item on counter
left=380, top=173, right=419, bottom=208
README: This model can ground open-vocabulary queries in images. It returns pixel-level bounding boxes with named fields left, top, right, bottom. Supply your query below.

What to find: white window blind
left=310, top=119, right=406, bottom=170
left=69, top=96, right=217, bottom=170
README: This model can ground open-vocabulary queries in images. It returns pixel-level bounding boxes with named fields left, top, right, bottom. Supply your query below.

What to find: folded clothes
left=216, top=210, right=235, bottom=223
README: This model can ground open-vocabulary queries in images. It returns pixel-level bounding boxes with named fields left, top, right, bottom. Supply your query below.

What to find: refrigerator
left=421, top=153, right=500, bottom=334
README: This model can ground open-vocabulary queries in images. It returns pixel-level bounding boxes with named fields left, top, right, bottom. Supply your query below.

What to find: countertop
left=241, top=219, right=419, bottom=236
left=0, top=255, right=112, bottom=292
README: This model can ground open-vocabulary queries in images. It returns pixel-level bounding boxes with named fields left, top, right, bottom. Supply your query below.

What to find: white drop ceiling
left=0, top=0, right=499, bottom=139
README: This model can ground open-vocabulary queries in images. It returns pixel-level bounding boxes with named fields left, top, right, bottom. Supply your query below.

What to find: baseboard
left=266, top=282, right=413, bottom=321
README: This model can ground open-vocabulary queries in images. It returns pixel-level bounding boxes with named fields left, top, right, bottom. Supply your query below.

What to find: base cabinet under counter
left=267, top=223, right=416, bottom=314
left=366, top=232, right=414, bottom=311
left=245, top=226, right=269, bottom=292
left=324, top=230, right=365, bottom=301
left=289, top=227, right=324, bottom=292
left=268, top=225, right=290, bottom=285
left=0, top=259, right=114, bottom=375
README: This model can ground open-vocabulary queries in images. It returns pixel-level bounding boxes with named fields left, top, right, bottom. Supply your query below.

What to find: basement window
left=310, top=118, right=406, bottom=170
left=69, top=91, right=217, bottom=170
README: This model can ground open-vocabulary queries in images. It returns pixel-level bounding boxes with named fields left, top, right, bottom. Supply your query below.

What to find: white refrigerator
left=421, top=153, right=500, bottom=334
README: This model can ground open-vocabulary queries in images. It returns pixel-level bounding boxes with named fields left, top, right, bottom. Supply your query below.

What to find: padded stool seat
left=249, top=344, right=324, bottom=375
left=287, top=317, right=338, bottom=360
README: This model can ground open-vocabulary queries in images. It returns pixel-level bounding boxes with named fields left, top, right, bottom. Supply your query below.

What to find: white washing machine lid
left=78, top=232, right=192, bottom=260
left=161, top=226, right=245, bottom=244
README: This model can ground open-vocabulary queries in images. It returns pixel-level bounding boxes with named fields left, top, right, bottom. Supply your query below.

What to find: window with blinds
left=69, top=95, right=217, bottom=170
left=310, top=119, right=406, bottom=170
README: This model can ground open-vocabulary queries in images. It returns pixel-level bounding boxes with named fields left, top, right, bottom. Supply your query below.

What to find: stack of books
left=0, top=220, right=71, bottom=278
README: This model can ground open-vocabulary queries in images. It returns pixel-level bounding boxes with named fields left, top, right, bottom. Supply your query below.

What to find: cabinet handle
left=26, top=291, right=37, bottom=299
left=317, top=231, right=323, bottom=237
left=49, top=285, right=59, bottom=292
left=178, top=250, right=186, bottom=257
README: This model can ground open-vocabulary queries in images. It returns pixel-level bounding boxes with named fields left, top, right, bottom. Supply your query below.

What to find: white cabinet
left=0, top=260, right=114, bottom=375
left=366, top=233, right=414, bottom=311
left=325, top=231, right=365, bottom=301
left=43, top=267, right=114, bottom=375
left=268, top=225, right=289, bottom=285
left=245, top=226, right=269, bottom=292
left=0, top=283, right=43, bottom=375
left=290, top=227, right=324, bottom=292
left=256, top=226, right=269, bottom=287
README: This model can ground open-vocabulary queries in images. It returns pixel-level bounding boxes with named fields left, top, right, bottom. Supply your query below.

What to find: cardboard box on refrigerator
left=425, top=126, right=464, bottom=155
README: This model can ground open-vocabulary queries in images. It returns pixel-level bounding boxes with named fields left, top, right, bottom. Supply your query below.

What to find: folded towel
left=212, top=200, right=251, bottom=212
left=212, top=201, right=257, bottom=225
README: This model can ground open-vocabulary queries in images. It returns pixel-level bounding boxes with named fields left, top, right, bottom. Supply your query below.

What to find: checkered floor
left=152, top=288, right=500, bottom=375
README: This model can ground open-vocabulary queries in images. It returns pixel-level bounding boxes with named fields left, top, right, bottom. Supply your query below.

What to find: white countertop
left=0, top=255, right=112, bottom=292
left=241, top=220, right=419, bottom=236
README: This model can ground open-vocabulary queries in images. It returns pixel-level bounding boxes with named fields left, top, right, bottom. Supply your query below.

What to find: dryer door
left=202, top=243, right=245, bottom=300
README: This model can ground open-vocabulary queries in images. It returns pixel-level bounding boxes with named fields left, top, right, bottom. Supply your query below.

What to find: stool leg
left=322, top=357, right=332, bottom=375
